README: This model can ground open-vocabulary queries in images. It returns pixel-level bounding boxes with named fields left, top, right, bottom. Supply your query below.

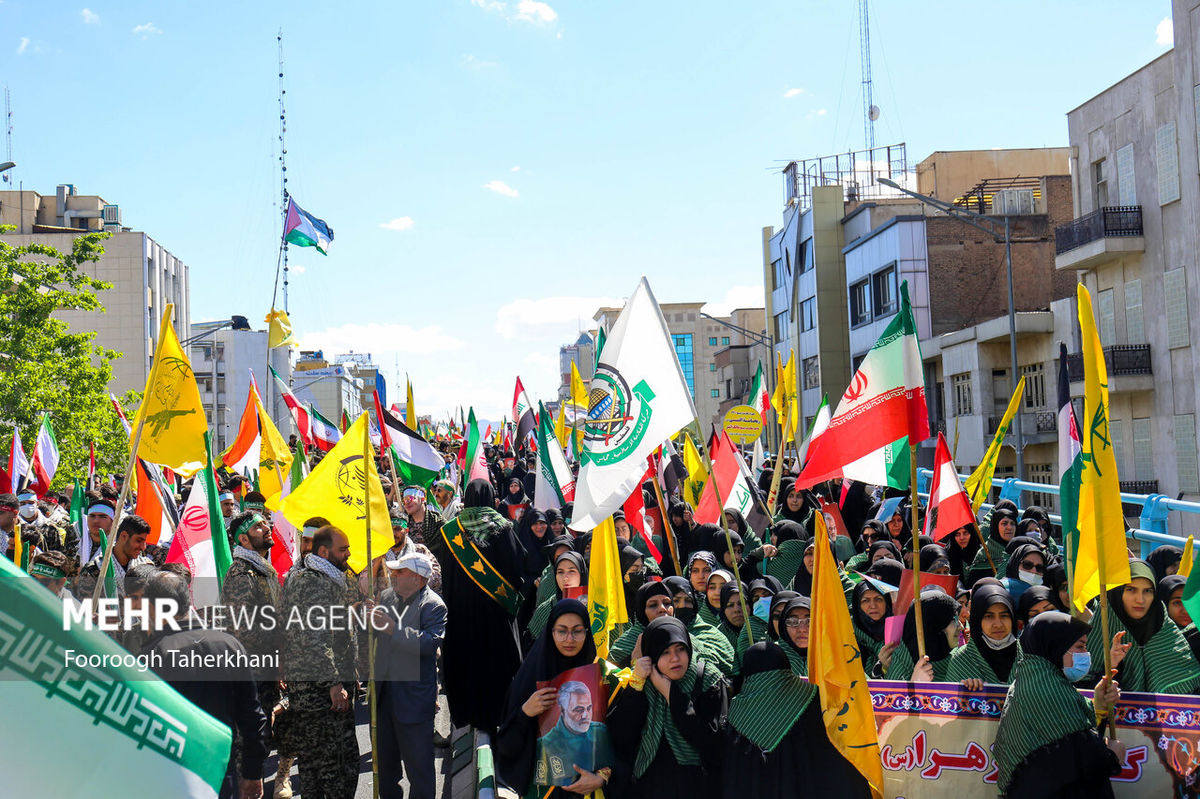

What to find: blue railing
left=915, top=469, right=1200, bottom=559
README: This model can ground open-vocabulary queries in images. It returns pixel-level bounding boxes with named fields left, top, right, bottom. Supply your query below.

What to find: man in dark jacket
left=373, top=551, right=447, bottom=799
left=141, top=570, right=269, bottom=799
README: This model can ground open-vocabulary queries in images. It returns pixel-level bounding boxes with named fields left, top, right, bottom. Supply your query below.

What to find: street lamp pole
left=876, top=177, right=1024, bottom=480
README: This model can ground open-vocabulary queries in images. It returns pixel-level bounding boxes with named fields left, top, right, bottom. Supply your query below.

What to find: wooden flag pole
left=364, top=416, right=381, bottom=799
left=765, top=404, right=792, bottom=514
left=650, top=455, right=682, bottom=575
left=966, top=479, right=1000, bottom=576
left=692, top=419, right=755, bottom=645
left=909, top=442, right=926, bottom=661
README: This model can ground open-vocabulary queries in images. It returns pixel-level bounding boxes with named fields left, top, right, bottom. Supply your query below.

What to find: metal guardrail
left=1054, top=205, right=1143, bottom=254
left=1064, top=344, right=1152, bottom=380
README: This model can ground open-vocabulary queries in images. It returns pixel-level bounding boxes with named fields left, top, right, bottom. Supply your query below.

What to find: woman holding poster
left=496, top=599, right=626, bottom=798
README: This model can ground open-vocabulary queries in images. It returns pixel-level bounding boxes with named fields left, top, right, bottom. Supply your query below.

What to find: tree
left=0, top=229, right=129, bottom=489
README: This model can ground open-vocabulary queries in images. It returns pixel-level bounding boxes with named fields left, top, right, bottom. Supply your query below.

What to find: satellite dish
left=868, top=105, right=880, bottom=122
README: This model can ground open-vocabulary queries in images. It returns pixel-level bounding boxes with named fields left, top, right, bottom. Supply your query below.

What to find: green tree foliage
left=0, top=229, right=130, bottom=489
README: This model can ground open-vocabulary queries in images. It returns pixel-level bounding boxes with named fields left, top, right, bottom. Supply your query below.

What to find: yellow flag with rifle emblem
left=132, top=304, right=208, bottom=475
left=963, top=375, right=1026, bottom=513
left=275, top=412, right=389, bottom=573
left=587, top=515, right=628, bottom=659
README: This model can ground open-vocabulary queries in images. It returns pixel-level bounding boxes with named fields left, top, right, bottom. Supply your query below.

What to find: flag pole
left=363, top=416, right=381, bottom=799
left=92, top=309, right=174, bottom=603
left=909, top=442, right=926, bottom=661
left=966, top=479, right=999, bottom=576
left=649, top=453, right=682, bottom=575
left=1093, top=498, right=1116, bottom=737
left=765, top=404, right=791, bottom=514
left=692, top=419, right=755, bottom=645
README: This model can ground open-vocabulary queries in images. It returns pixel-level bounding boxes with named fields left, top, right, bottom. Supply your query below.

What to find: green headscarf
left=727, top=641, right=815, bottom=753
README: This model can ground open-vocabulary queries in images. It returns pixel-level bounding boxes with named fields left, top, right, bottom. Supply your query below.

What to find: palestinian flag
left=0, top=556, right=233, bottom=797
left=283, top=196, right=334, bottom=254
left=269, top=365, right=312, bottom=448
left=309, top=405, right=341, bottom=453
left=134, top=458, right=179, bottom=546
left=748, top=361, right=770, bottom=423
left=1058, top=341, right=1083, bottom=583
left=375, top=392, right=443, bottom=487
left=796, top=281, right=928, bottom=489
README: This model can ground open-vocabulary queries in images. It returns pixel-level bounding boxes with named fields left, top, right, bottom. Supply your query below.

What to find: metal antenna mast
left=859, top=0, right=877, bottom=151
left=278, top=31, right=290, bottom=312
left=3, top=87, right=12, bottom=184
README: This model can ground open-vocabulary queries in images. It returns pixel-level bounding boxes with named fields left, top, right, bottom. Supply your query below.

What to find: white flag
left=571, top=277, right=695, bottom=530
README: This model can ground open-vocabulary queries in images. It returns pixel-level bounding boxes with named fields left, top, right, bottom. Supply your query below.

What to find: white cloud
left=483, top=179, right=519, bottom=198
left=471, top=0, right=506, bottom=10
left=132, top=22, right=162, bottom=37
left=702, top=284, right=765, bottom=317
left=514, top=0, right=557, bottom=24
left=290, top=264, right=306, bottom=274
left=16, top=37, right=29, bottom=54
left=303, top=322, right=464, bottom=355
left=783, top=87, right=805, bottom=98
left=495, top=295, right=623, bottom=340
left=1156, top=16, right=1173, bottom=47
left=511, top=165, right=521, bottom=172
left=81, top=8, right=99, bottom=24
left=462, top=54, right=497, bottom=70
left=379, top=216, right=415, bottom=231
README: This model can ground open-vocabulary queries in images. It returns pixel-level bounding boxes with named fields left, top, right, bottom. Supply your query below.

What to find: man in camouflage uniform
left=281, top=526, right=359, bottom=799
left=221, top=510, right=294, bottom=797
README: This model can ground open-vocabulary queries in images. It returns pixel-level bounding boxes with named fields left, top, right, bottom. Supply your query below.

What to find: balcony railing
left=1054, top=206, right=1142, bottom=255
left=1120, top=480, right=1159, bottom=495
left=988, top=411, right=1057, bottom=437
left=1065, top=344, right=1152, bottom=381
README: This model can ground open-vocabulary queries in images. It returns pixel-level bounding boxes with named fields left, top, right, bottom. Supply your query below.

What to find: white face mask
left=983, top=632, right=1016, bottom=650
left=19, top=506, right=38, bottom=521
left=1018, top=570, right=1043, bottom=587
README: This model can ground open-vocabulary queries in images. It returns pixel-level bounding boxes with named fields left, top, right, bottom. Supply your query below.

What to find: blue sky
left=0, top=0, right=1175, bottom=419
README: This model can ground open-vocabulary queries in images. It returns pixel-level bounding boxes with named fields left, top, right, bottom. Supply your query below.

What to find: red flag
left=693, top=432, right=745, bottom=525
left=623, top=461, right=663, bottom=562
left=924, top=433, right=975, bottom=543
left=268, top=527, right=294, bottom=582
left=269, top=365, right=313, bottom=449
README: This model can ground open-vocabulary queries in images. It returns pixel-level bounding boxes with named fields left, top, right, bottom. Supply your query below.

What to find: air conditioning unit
left=102, top=204, right=121, bottom=224
left=992, top=189, right=1035, bottom=215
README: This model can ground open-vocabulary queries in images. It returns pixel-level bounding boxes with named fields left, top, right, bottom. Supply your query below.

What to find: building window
left=1110, top=418, right=1126, bottom=475
left=1165, top=268, right=1190, bottom=349
left=772, top=258, right=785, bottom=291
left=872, top=266, right=897, bottom=318
left=708, top=337, right=718, bottom=346
left=799, top=297, right=816, bottom=331
left=1125, top=279, right=1145, bottom=345
left=1092, top=158, right=1108, bottom=208
left=711, top=389, right=720, bottom=398
left=1175, top=414, right=1200, bottom=493
left=1157, top=121, right=1181, bottom=205
left=725, top=379, right=732, bottom=398
left=1097, top=288, right=1116, bottom=347
left=1133, top=417, right=1154, bottom=482
left=1028, top=463, right=1055, bottom=510
left=721, top=336, right=730, bottom=346
left=850, top=280, right=870, bottom=326
left=951, top=373, right=972, bottom=416
left=1115, top=144, right=1136, bottom=206
left=774, top=310, right=789, bottom=341
left=799, top=238, right=814, bottom=273
left=1020, top=363, right=1046, bottom=409
left=803, top=356, right=820, bottom=390
left=709, top=363, right=716, bottom=372
left=673, top=334, right=694, bottom=398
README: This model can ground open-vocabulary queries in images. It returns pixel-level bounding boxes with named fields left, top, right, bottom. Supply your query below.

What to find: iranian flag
left=269, top=365, right=312, bottom=448
left=8, top=427, right=29, bottom=494
left=924, top=432, right=975, bottom=542
left=797, top=281, right=928, bottom=489
left=534, top=401, right=575, bottom=511
left=375, top=391, right=443, bottom=487
left=513, top=377, right=536, bottom=448
left=28, top=414, right=59, bottom=496
left=749, top=361, right=771, bottom=423
left=795, top=394, right=830, bottom=471
left=461, top=407, right=490, bottom=486
left=1058, top=341, right=1084, bottom=581
left=165, top=434, right=232, bottom=608
left=309, top=405, right=341, bottom=453
left=0, top=556, right=233, bottom=798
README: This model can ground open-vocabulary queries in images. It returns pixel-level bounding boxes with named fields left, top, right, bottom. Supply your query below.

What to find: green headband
left=234, top=513, right=267, bottom=540
left=31, top=562, right=65, bottom=580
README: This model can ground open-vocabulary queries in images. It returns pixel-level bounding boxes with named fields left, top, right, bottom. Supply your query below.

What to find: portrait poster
left=533, top=663, right=615, bottom=786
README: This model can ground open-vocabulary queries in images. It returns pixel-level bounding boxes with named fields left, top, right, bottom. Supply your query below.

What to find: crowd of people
left=5, top=441, right=1196, bottom=799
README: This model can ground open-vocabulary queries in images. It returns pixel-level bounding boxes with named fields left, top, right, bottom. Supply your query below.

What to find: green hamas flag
left=0, top=555, right=232, bottom=796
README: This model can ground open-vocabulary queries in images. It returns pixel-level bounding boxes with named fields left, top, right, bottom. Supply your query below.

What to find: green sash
left=441, top=517, right=522, bottom=616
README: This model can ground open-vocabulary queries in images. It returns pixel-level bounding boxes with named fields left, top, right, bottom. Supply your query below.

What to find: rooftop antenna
left=859, top=0, right=878, bottom=151
left=3, top=86, right=12, bottom=185
left=278, top=30, right=290, bottom=312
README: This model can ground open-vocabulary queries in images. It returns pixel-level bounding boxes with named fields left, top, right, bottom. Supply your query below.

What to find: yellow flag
left=1072, top=284, right=1131, bottom=613
left=809, top=512, right=884, bottom=798
left=1181, top=536, right=1195, bottom=578
left=256, top=391, right=294, bottom=501
left=265, top=308, right=295, bottom=348
left=277, top=412, right=389, bottom=573
left=570, top=361, right=589, bottom=408
left=133, top=304, right=208, bottom=475
left=554, top=403, right=569, bottom=449
left=963, top=375, right=1026, bottom=513
left=770, top=351, right=787, bottom=418
left=681, top=434, right=708, bottom=507
left=406, top=378, right=416, bottom=430
left=587, top=515, right=628, bottom=658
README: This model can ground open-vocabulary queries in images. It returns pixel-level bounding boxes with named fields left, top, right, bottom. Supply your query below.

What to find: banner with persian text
left=867, top=680, right=1200, bottom=797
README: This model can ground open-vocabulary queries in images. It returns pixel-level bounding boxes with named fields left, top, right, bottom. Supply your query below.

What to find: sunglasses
left=1020, top=560, right=1045, bottom=573
left=784, top=617, right=811, bottom=628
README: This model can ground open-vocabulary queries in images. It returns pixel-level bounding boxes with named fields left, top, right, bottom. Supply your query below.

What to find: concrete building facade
left=292, top=351, right=365, bottom=430
left=0, top=185, right=190, bottom=397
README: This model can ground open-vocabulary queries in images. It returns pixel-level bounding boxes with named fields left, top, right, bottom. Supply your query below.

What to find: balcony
left=987, top=410, right=1058, bottom=445
left=1120, top=480, right=1159, bottom=495
left=1055, top=206, right=1144, bottom=270
left=1065, top=344, right=1153, bottom=393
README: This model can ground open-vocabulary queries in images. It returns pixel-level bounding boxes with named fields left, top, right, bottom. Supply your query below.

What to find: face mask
left=1063, top=652, right=1091, bottom=682
left=982, top=632, right=1016, bottom=650
left=1026, top=529, right=1042, bottom=542
left=19, top=506, right=37, bottom=521
left=753, top=597, right=771, bottom=622
left=674, top=602, right=697, bottom=625
left=625, top=572, right=645, bottom=591
left=1018, top=570, right=1043, bottom=586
